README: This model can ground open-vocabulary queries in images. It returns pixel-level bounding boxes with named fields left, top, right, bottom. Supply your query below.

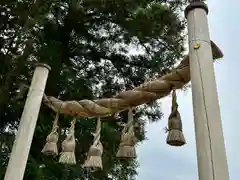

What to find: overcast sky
left=137, top=0, right=240, bottom=179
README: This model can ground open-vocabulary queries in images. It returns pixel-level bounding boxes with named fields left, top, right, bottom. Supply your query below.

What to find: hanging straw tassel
left=83, top=117, right=103, bottom=171
left=166, top=89, right=186, bottom=146
left=59, top=118, right=76, bottom=165
left=42, top=113, right=59, bottom=156
left=116, top=108, right=136, bottom=159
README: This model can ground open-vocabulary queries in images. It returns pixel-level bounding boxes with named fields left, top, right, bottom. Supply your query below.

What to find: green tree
left=0, top=0, right=186, bottom=179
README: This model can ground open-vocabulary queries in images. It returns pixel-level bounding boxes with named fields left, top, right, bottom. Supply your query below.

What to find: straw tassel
left=83, top=117, right=103, bottom=171
left=166, top=89, right=186, bottom=146
left=42, top=113, right=59, bottom=156
left=59, top=118, right=76, bottom=164
left=116, top=108, right=136, bottom=159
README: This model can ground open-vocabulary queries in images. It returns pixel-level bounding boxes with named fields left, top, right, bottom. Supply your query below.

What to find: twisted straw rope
left=170, top=89, right=178, bottom=118
left=119, top=108, right=136, bottom=147
left=43, top=41, right=223, bottom=118
left=49, top=113, right=59, bottom=135
left=70, top=118, right=76, bottom=135
left=122, top=108, right=134, bottom=135
left=93, top=118, right=101, bottom=146
left=167, top=88, right=183, bottom=132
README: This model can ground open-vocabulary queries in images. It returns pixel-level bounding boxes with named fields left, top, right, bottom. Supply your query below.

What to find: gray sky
left=137, top=0, right=240, bottom=179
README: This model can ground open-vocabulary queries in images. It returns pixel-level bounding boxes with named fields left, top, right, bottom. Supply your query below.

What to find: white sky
left=137, top=0, right=240, bottom=179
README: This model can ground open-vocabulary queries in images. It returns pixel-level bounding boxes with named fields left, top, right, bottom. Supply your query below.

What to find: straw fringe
left=166, top=90, right=186, bottom=146
left=117, top=108, right=137, bottom=159
left=83, top=118, right=103, bottom=171
left=59, top=118, right=76, bottom=164
left=42, top=113, right=59, bottom=156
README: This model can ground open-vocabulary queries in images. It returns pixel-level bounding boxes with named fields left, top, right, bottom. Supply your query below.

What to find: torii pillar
left=185, top=1, right=229, bottom=180
left=4, top=63, right=50, bottom=180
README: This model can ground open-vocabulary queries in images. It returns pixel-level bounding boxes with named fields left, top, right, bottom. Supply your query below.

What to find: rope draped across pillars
left=43, top=41, right=223, bottom=118
left=39, top=40, right=223, bottom=170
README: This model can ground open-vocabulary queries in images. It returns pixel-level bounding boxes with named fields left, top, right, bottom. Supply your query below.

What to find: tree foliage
left=0, top=0, right=186, bottom=179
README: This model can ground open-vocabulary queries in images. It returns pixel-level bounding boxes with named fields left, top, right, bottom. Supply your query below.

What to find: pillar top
left=184, top=1, right=209, bottom=18
left=35, top=63, right=51, bottom=71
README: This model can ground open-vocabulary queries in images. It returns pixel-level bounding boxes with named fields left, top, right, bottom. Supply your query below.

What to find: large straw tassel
left=116, top=108, right=136, bottom=159
left=42, top=113, right=59, bottom=156
left=83, top=117, right=103, bottom=171
left=59, top=118, right=76, bottom=164
left=166, top=89, right=186, bottom=146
